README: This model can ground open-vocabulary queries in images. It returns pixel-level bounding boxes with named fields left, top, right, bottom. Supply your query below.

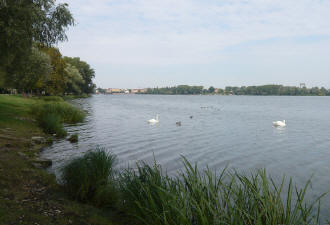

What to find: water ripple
left=42, top=95, right=330, bottom=218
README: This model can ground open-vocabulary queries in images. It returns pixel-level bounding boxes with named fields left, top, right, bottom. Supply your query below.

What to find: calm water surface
left=42, top=95, right=330, bottom=217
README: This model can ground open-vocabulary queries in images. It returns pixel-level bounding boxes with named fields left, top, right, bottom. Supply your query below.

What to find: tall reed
left=61, top=149, right=328, bottom=225
left=119, top=157, right=326, bottom=225
left=119, top=161, right=184, bottom=224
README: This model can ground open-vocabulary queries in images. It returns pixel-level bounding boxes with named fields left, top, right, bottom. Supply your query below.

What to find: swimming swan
left=273, top=120, right=286, bottom=127
left=148, top=115, right=159, bottom=124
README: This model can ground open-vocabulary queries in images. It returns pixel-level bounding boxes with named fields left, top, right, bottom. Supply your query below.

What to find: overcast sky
left=58, top=0, right=330, bottom=89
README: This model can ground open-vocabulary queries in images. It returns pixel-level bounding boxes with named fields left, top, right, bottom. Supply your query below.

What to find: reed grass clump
left=61, top=150, right=328, bottom=225
left=120, top=158, right=325, bottom=225
left=38, top=113, right=67, bottom=137
left=119, top=161, right=183, bottom=224
left=31, top=101, right=85, bottom=136
left=61, top=148, right=119, bottom=207
left=31, top=102, right=85, bottom=124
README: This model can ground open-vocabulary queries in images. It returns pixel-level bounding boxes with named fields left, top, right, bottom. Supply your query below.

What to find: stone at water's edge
left=31, top=136, right=46, bottom=144
left=32, top=157, right=52, bottom=168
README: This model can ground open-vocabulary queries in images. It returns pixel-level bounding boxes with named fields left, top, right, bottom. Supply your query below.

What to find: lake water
left=42, top=94, right=330, bottom=218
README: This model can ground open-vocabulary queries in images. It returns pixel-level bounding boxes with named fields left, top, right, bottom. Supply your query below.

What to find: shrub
left=61, top=148, right=119, bottom=207
left=80, top=93, right=89, bottom=98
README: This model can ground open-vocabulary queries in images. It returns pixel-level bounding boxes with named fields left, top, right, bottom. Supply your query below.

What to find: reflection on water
left=42, top=95, right=330, bottom=217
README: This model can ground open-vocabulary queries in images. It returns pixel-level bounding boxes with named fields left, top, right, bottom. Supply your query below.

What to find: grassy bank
left=0, top=95, right=116, bottom=224
left=62, top=149, right=329, bottom=225
left=63, top=94, right=91, bottom=100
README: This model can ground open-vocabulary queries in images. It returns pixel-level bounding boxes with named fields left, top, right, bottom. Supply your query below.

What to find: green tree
left=310, top=87, right=320, bottom=96
left=208, top=86, right=215, bottom=93
left=63, top=57, right=95, bottom=94
left=0, top=0, right=74, bottom=86
left=8, top=47, right=52, bottom=93
left=320, top=87, right=327, bottom=96
left=41, top=46, right=67, bottom=95
left=64, top=64, right=85, bottom=94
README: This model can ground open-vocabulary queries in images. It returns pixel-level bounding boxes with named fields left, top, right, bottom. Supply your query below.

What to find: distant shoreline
left=97, top=84, right=330, bottom=96
left=98, top=93, right=330, bottom=97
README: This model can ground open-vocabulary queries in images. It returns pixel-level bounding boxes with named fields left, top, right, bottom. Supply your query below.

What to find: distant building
left=131, top=88, right=147, bottom=94
left=300, top=83, right=306, bottom=88
left=111, top=88, right=121, bottom=93
left=104, top=88, right=147, bottom=94
left=105, top=88, right=122, bottom=94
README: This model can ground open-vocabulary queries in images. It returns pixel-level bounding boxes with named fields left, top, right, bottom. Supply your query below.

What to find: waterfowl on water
left=148, top=115, right=159, bottom=124
left=273, top=120, right=286, bottom=127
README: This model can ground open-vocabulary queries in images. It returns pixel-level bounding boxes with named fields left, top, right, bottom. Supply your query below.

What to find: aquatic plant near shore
left=61, top=149, right=327, bottom=225
left=31, top=102, right=85, bottom=123
left=31, top=101, right=85, bottom=136
left=38, top=113, right=67, bottom=137
left=121, top=158, right=325, bottom=225
left=61, top=148, right=119, bottom=207
left=68, top=133, right=78, bottom=143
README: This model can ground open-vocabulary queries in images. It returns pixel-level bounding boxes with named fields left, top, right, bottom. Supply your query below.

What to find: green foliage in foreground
left=61, top=148, right=119, bottom=207
left=31, top=101, right=84, bottom=136
left=61, top=149, right=328, bottom=225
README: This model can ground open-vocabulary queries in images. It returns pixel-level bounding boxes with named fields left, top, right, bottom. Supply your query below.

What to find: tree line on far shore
left=143, top=84, right=330, bottom=96
left=0, top=0, right=95, bottom=95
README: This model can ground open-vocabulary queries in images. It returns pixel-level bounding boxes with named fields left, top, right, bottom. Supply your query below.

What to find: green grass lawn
left=0, top=95, right=44, bottom=141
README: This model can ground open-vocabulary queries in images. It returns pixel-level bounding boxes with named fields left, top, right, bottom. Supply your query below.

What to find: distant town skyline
left=58, top=0, right=330, bottom=89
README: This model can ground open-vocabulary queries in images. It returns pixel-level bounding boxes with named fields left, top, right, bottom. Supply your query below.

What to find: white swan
left=148, top=114, right=159, bottom=124
left=273, top=120, right=286, bottom=127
